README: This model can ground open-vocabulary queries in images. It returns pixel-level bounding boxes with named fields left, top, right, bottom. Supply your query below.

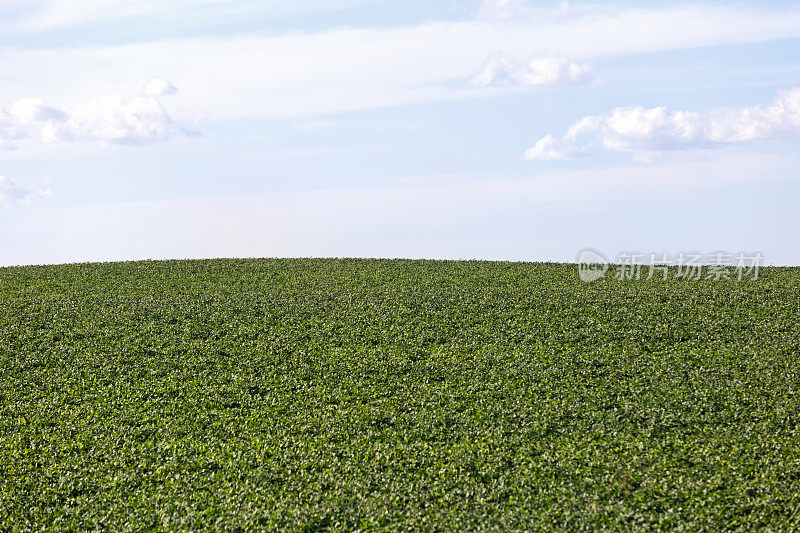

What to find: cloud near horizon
left=0, top=175, right=49, bottom=206
left=525, top=88, right=800, bottom=161
left=0, top=80, right=188, bottom=150
left=471, top=54, right=599, bottom=88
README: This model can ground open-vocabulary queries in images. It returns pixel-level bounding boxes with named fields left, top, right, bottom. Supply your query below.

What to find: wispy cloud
left=0, top=174, right=49, bottom=205
left=3, top=5, right=800, bottom=119
left=1, top=0, right=369, bottom=34
left=475, top=0, right=531, bottom=21
left=525, top=88, right=800, bottom=160
left=0, top=81, right=192, bottom=150
left=471, top=53, right=599, bottom=88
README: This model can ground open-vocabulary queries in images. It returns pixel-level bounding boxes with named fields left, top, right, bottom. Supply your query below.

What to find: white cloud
left=0, top=83, right=189, bottom=149
left=0, top=174, right=48, bottom=205
left=2, top=5, right=800, bottom=119
left=523, top=134, right=580, bottom=161
left=472, top=54, right=598, bottom=88
left=141, top=78, right=178, bottom=97
left=527, top=88, right=800, bottom=160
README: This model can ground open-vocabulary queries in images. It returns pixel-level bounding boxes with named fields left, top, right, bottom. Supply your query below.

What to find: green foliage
left=1, top=258, right=799, bottom=531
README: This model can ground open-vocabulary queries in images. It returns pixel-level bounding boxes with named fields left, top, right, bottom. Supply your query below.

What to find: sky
left=1, top=0, right=800, bottom=266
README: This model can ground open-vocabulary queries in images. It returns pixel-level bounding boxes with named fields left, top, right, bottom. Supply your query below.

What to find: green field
left=1, top=258, right=799, bottom=531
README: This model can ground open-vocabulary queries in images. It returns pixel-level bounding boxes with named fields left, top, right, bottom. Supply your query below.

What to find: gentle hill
left=1, top=259, right=799, bottom=530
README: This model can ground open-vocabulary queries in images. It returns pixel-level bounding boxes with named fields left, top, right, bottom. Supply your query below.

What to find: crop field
left=1, top=258, right=799, bottom=531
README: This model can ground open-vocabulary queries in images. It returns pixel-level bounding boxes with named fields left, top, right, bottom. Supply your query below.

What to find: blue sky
left=1, top=0, right=799, bottom=265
